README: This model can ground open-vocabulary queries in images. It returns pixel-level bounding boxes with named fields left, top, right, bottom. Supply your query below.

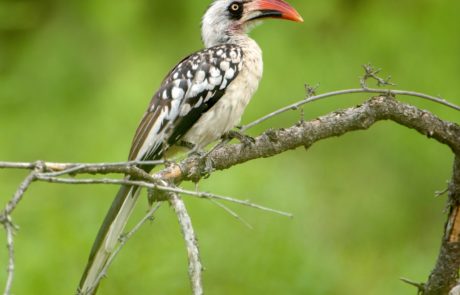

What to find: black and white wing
left=128, top=44, right=243, bottom=163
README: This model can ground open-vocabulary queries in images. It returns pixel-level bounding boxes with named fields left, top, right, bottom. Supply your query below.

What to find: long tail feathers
left=78, top=181, right=141, bottom=295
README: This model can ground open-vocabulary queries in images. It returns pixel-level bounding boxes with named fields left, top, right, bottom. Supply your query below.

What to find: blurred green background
left=1, top=0, right=459, bottom=294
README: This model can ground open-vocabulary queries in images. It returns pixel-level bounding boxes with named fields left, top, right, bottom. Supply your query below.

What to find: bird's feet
left=221, top=130, right=255, bottom=146
left=184, top=146, right=214, bottom=179
left=186, top=146, right=206, bottom=158
left=176, top=140, right=196, bottom=151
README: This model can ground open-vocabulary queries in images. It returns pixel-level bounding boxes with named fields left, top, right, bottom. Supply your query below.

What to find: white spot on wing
left=195, top=97, right=203, bottom=108
left=137, top=109, right=167, bottom=160
left=195, top=71, right=205, bottom=83
left=204, top=91, right=214, bottom=102
left=210, top=66, right=220, bottom=77
left=209, top=76, right=222, bottom=86
left=225, top=68, right=235, bottom=80
left=230, top=49, right=241, bottom=63
left=204, top=91, right=213, bottom=102
left=220, top=61, right=230, bottom=71
left=206, top=82, right=214, bottom=90
left=168, top=99, right=180, bottom=119
left=180, top=103, right=192, bottom=117
left=172, top=87, right=184, bottom=100
left=189, top=83, right=206, bottom=97
left=220, top=78, right=228, bottom=90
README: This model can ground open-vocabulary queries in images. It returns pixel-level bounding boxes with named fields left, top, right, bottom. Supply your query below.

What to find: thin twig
left=0, top=160, right=164, bottom=173
left=2, top=170, right=38, bottom=217
left=0, top=169, right=39, bottom=295
left=360, top=64, right=395, bottom=88
left=87, top=203, right=162, bottom=294
left=209, top=199, right=253, bottom=229
left=183, top=188, right=293, bottom=218
left=0, top=162, right=36, bottom=170
left=2, top=218, right=16, bottom=295
left=35, top=176, right=293, bottom=217
left=41, top=160, right=165, bottom=177
left=435, top=187, right=449, bottom=198
left=400, top=277, right=425, bottom=292
left=305, top=83, right=319, bottom=98
left=169, top=194, right=203, bottom=295
left=241, top=88, right=460, bottom=131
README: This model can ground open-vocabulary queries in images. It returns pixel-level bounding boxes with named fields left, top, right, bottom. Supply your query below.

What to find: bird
left=78, top=0, right=303, bottom=294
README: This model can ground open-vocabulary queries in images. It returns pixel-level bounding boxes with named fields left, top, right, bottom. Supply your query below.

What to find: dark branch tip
left=304, top=83, right=319, bottom=98
left=400, top=277, right=425, bottom=293
left=360, top=64, right=396, bottom=89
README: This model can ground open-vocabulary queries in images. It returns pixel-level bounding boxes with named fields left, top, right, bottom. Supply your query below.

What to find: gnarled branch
left=423, top=157, right=460, bottom=295
left=159, top=95, right=460, bottom=184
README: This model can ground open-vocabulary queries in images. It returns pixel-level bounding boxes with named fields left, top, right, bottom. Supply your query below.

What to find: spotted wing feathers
left=129, top=44, right=243, bottom=162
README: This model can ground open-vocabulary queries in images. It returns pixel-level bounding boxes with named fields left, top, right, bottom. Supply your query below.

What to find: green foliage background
left=0, top=0, right=459, bottom=294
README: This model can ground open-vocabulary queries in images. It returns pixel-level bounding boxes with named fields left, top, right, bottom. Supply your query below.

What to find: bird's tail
left=78, top=179, right=141, bottom=295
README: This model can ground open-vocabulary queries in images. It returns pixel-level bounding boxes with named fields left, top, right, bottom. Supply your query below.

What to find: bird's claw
left=187, top=146, right=206, bottom=158
left=203, top=156, right=215, bottom=177
left=222, top=130, right=255, bottom=146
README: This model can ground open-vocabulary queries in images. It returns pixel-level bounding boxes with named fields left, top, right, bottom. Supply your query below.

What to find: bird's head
left=202, top=0, right=303, bottom=47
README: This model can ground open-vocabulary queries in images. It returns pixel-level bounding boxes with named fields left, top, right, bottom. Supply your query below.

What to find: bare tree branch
left=169, top=194, right=203, bottom=295
left=83, top=203, right=162, bottom=295
left=0, top=161, right=164, bottom=175
left=2, top=218, right=16, bottom=295
left=360, top=64, right=396, bottom=88
left=0, top=162, right=37, bottom=170
left=241, top=89, right=460, bottom=132
left=1, top=170, right=38, bottom=218
left=423, top=157, right=460, bottom=295
left=209, top=199, right=254, bottom=229
left=162, top=95, right=459, bottom=185
left=0, top=168, right=41, bottom=295
left=34, top=175, right=292, bottom=217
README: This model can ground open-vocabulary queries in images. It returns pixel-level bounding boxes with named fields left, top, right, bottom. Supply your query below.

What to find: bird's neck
left=202, top=25, right=255, bottom=48
left=225, top=33, right=256, bottom=47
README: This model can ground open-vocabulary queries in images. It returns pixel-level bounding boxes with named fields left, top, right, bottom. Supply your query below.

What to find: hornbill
left=78, top=0, right=302, bottom=293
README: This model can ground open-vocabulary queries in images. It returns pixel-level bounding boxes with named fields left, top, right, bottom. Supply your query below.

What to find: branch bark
left=169, top=194, right=203, bottom=295
left=158, top=95, right=460, bottom=183
left=423, top=157, right=460, bottom=295
left=1, top=168, right=41, bottom=295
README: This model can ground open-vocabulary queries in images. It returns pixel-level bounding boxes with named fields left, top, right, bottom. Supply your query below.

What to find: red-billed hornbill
left=78, top=0, right=302, bottom=293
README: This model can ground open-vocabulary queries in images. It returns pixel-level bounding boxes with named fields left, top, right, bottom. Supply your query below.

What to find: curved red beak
left=251, top=0, right=303, bottom=23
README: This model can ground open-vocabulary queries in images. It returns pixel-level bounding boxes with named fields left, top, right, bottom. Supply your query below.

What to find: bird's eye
left=230, top=3, right=240, bottom=11
left=228, top=2, right=243, bottom=19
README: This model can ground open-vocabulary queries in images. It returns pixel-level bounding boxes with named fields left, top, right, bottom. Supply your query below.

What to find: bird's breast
left=183, top=40, right=263, bottom=149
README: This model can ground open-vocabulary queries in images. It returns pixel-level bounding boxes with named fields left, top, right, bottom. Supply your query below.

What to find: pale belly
left=182, top=38, right=263, bottom=149
left=183, top=91, right=249, bottom=148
